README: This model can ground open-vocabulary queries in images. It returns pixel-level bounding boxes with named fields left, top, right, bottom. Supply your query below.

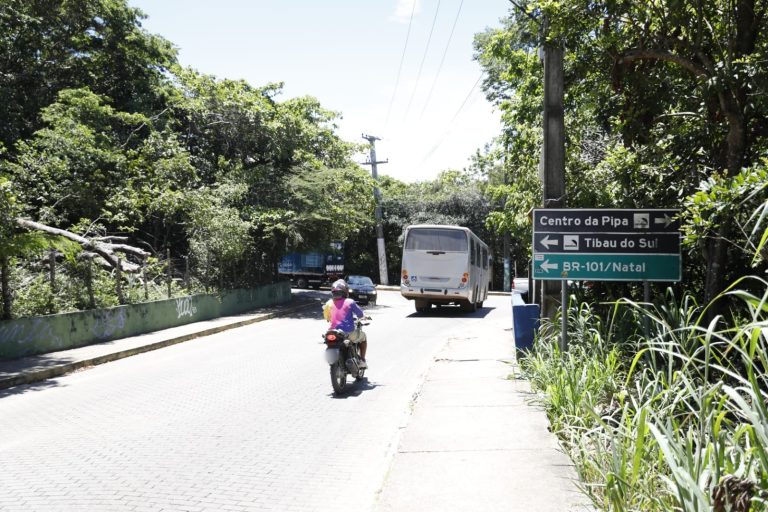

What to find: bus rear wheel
left=415, top=299, right=430, bottom=313
left=460, top=300, right=477, bottom=313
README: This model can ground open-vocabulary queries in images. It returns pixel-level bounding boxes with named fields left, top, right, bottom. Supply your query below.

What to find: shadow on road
left=0, top=378, right=62, bottom=399
left=329, top=377, right=381, bottom=399
left=405, top=306, right=495, bottom=319
left=278, top=303, right=325, bottom=320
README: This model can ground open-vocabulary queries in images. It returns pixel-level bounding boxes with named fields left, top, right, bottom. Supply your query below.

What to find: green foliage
left=283, top=166, right=376, bottom=249
left=684, top=161, right=768, bottom=268
left=0, top=0, right=176, bottom=150
left=167, top=68, right=358, bottom=184
left=6, top=88, right=140, bottom=226
left=0, top=175, right=79, bottom=261
left=475, top=0, right=768, bottom=306
left=522, top=280, right=768, bottom=510
left=0, top=175, right=20, bottom=249
left=183, top=183, right=252, bottom=271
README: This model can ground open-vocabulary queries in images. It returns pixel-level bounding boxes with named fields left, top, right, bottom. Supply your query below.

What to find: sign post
left=532, top=209, right=682, bottom=350
left=561, top=278, right=567, bottom=352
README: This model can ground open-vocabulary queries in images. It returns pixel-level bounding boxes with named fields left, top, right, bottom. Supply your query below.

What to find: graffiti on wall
left=91, top=308, right=127, bottom=340
left=0, top=319, right=63, bottom=350
left=175, top=297, right=198, bottom=319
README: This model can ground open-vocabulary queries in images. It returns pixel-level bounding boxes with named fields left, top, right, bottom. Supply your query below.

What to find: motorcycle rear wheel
left=330, top=361, right=347, bottom=394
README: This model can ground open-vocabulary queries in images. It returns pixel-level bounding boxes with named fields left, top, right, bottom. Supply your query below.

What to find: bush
left=522, top=286, right=768, bottom=511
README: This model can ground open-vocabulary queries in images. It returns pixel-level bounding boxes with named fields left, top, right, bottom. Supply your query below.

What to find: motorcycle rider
left=323, top=279, right=368, bottom=368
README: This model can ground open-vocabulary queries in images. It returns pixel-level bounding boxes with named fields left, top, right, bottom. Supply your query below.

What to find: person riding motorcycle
left=323, top=279, right=368, bottom=368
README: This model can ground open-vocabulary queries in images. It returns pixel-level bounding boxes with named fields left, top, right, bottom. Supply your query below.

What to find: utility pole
left=540, top=20, right=566, bottom=321
left=362, top=134, right=390, bottom=286
left=504, top=2, right=565, bottom=318
left=502, top=151, right=511, bottom=293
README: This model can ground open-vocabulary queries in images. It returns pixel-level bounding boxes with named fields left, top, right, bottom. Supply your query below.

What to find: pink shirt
left=327, top=298, right=364, bottom=332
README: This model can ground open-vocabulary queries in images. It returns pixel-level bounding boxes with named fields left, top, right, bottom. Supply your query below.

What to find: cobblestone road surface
left=0, top=291, right=501, bottom=512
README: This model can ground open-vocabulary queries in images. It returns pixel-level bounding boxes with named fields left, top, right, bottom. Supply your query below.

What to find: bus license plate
left=359, top=294, right=367, bottom=300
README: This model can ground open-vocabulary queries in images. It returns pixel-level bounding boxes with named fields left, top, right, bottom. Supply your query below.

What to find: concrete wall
left=0, top=282, right=291, bottom=361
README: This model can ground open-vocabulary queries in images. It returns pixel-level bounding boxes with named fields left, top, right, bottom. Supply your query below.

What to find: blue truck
left=278, top=243, right=344, bottom=289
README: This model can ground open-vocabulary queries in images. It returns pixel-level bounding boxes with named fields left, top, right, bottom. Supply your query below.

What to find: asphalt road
left=0, top=290, right=512, bottom=512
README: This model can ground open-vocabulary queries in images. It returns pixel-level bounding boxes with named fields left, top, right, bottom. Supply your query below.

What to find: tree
left=0, top=175, right=19, bottom=319
left=475, top=0, right=768, bottom=310
left=6, top=88, right=146, bottom=227
left=545, top=0, right=768, bottom=309
left=166, top=68, right=367, bottom=282
left=4, top=87, right=197, bottom=238
left=0, top=0, right=176, bottom=151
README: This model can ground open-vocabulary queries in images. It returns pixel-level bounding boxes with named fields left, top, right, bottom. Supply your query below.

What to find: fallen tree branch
left=93, top=236, right=130, bottom=243
left=15, top=218, right=150, bottom=272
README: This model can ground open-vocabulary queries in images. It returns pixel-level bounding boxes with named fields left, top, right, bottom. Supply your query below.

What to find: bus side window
left=470, top=239, right=475, bottom=265
left=482, top=248, right=488, bottom=269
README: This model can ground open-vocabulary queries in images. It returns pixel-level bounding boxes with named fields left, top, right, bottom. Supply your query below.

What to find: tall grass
left=520, top=283, right=768, bottom=511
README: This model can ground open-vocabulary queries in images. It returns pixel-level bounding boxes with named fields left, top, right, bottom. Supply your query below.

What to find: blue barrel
left=512, top=302, right=540, bottom=351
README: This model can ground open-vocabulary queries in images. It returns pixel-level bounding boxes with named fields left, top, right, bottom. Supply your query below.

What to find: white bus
left=400, top=225, right=491, bottom=313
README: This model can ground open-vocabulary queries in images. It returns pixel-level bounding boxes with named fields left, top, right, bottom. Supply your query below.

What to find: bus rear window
left=405, top=229, right=468, bottom=252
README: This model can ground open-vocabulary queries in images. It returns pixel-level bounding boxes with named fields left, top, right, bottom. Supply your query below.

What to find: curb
left=0, top=299, right=319, bottom=391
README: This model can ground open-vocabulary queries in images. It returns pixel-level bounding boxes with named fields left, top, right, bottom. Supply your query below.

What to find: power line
left=417, top=72, right=483, bottom=168
left=418, top=0, right=464, bottom=120
left=385, top=0, right=418, bottom=127
left=402, top=0, right=442, bottom=122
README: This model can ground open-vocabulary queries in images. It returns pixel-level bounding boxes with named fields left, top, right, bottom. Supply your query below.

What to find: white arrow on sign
left=654, top=213, right=674, bottom=227
left=540, top=235, right=559, bottom=250
left=539, top=260, right=558, bottom=273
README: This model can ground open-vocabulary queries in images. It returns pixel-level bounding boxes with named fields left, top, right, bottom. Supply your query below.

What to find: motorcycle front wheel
left=330, top=361, right=347, bottom=394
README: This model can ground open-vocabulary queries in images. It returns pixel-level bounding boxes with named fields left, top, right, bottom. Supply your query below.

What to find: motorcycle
left=323, top=317, right=370, bottom=394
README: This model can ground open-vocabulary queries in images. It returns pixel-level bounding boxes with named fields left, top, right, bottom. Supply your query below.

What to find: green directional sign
left=532, top=208, right=682, bottom=282
left=533, top=254, right=681, bottom=281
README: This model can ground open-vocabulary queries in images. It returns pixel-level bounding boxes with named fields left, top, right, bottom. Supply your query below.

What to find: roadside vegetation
left=522, top=272, right=768, bottom=510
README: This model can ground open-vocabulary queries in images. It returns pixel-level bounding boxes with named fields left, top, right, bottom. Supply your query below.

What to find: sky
left=128, top=0, right=511, bottom=183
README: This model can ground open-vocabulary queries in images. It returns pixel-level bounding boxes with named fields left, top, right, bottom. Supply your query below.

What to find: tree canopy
left=473, top=0, right=768, bottom=307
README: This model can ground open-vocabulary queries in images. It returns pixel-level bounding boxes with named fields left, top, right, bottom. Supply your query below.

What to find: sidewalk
left=0, top=297, right=319, bottom=391
left=373, top=314, right=594, bottom=512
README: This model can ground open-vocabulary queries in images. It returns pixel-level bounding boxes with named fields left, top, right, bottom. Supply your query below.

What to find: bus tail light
left=459, top=272, right=469, bottom=289
left=401, top=269, right=410, bottom=286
